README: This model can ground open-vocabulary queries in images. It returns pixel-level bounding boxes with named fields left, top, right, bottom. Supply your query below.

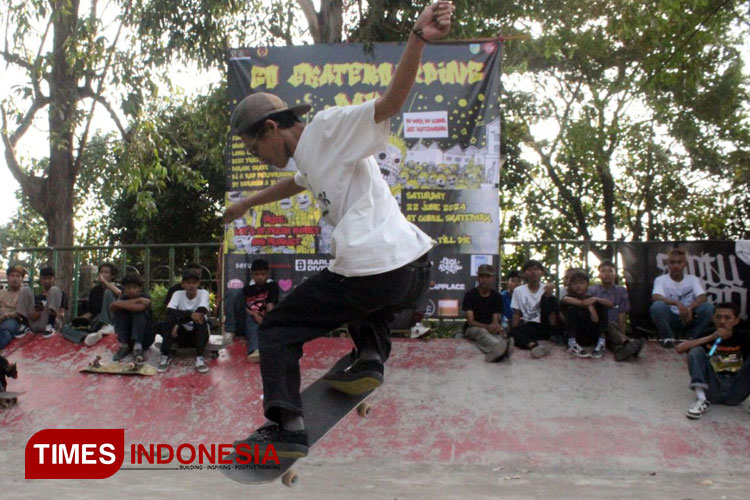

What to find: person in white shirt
left=509, top=260, right=559, bottom=359
left=157, top=268, right=211, bottom=374
left=224, top=1, right=454, bottom=459
left=650, top=247, right=714, bottom=348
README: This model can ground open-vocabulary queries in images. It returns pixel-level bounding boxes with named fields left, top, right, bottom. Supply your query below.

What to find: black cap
left=40, top=267, right=55, bottom=277
left=182, top=268, right=201, bottom=280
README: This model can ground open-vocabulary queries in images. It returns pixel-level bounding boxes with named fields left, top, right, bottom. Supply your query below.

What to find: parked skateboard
left=80, top=356, right=156, bottom=376
left=0, top=391, right=24, bottom=408
left=221, top=353, right=375, bottom=487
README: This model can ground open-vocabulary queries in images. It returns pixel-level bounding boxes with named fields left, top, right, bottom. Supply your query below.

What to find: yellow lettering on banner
left=418, top=63, right=438, bottom=85
left=377, top=63, right=393, bottom=87
left=362, top=64, right=380, bottom=85
left=467, top=61, right=484, bottom=84
left=348, top=63, right=363, bottom=86
left=250, top=65, right=279, bottom=89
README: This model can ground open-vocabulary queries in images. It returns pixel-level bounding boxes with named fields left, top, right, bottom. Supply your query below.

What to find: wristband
left=412, top=28, right=429, bottom=44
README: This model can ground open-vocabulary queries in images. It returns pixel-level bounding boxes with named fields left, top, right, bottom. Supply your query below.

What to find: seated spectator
left=676, top=302, right=750, bottom=419
left=153, top=262, right=204, bottom=343
left=71, top=262, right=120, bottom=340
left=0, top=265, right=26, bottom=350
left=16, top=266, right=63, bottom=339
left=650, top=247, right=714, bottom=348
left=588, top=260, right=644, bottom=361
left=508, top=259, right=559, bottom=359
left=157, top=268, right=211, bottom=373
left=242, top=259, right=279, bottom=363
left=461, top=264, right=512, bottom=363
left=560, top=270, right=609, bottom=359
left=558, top=267, right=586, bottom=302
left=500, top=270, right=522, bottom=330
left=110, top=273, right=154, bottom=362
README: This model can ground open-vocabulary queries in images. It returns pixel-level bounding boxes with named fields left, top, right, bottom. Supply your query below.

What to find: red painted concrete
left=2, top=333, right=750, bottom=475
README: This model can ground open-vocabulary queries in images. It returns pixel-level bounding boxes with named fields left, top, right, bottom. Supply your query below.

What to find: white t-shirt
left=167, top=289, right=210, bottom=331
left=510, top=284, right=546, bottom=323
left=652, top=274, right=706, bottom=314
left=292, top=99, right=435, bottom=277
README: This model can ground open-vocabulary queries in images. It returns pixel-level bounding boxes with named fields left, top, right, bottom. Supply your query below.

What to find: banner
left=224, top=42, right=502, bottom=318
left=621, top=241, right=750, bottom=330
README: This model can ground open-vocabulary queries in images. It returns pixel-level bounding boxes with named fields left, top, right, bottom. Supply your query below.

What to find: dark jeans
left=160, top=321, right=209, bottom=357
left=509, top=295, right=559, bottom=349
left=113, top=309, right=154, bottom=349
left=562, top=302, right=608, bottom=347
left=688, top=347, right=750, bottom=405
left=258, top=253, right=431, bottom=422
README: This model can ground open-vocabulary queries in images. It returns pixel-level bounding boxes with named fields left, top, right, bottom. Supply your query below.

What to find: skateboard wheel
left=357, top=402, right=372, bottom=418
left=281, top=469, right=298, bottom=487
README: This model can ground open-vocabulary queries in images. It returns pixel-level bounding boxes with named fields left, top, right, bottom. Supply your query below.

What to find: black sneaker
left=632, top=338, right=646, bottom=358
left=323, top=358, right=384, bottom=395
left=112, top=345, right=132, bottom=361
left=615, top=340, right=639, bottom=361
left=233, top=424, right=308, bottom=458
left=660, top=339, right=675, bottom=349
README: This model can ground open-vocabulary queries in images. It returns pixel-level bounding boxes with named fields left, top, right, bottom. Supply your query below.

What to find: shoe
left=43, top=325, right=55, bottom=339
left=15, top=327, right=30, bottom=339
left=567, top=342, right=590, bottom=358
left=84, top=331, right=103, bottom=346
left=98, top=324, right=115, bottom=335
left=195, top=356, right=209, bottom=373
left=233, top=424, right=309, bottom=459
left=410, top=322, right=432, bottom=339
left=686, top=398, right=710, bottom=419
left=632, top=338, right=645, bottom=358
left=484, top=338, right=509, bottom=363
left=112, top=345, right=132, bottom=361
left=503, top=337, right=514, bottom=360
left=133, top=346, right=143, bottom=359
left=550, top=334, right=566, bottom=346
left=247, top=350, right=260, bottom=363
left=591, top=345, right=605, bottom=359
left=157, top=355, right=171, bottom=373
left=531, top=344, right=551, bottom=359
left=615, top=339, right=641, bottom=362
left=660, top=339, right=675, bottom=349
left=323, top=357, right=384, bottom=395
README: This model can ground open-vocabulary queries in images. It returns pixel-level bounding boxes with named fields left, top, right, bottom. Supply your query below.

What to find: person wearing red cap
left=225, top=2, right=455, bottom=458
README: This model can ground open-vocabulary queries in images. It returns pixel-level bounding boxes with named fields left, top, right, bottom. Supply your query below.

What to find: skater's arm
left=224, top=177, right=305, bottom=223
left=110, top=297, right=150, bottom=313
left=676, top=327, right=732, bottom=354
left=373, top=1, right=454, bottom=123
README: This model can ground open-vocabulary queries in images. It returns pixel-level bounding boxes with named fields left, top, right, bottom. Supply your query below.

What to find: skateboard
left=221, top=353, right=375, bottom=487
left=0, top=391, right=24, bottom=408
left=80, top=356, right=157, bottom=376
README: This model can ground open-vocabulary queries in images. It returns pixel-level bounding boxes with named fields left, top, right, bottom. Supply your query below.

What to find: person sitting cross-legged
left=508, top=259, right=559, bottom=359
left=461, top=264, right=512, bottom=362
left=157, top=268, right=211, bottom=374
left=110, top=273, right=154, bottom=363
left=560, top=270, right=609, bottom=359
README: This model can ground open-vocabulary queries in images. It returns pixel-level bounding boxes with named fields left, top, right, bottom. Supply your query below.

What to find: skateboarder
left=224, top=1, right=454, bottom=459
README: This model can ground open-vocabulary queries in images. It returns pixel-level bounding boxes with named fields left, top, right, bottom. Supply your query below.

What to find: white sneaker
left=686, top=398, right=710, bottom=419
left=84, top=331, right=103, bottom=346
left=410, top=322, right=432, bottom=339
left=43, top=325, right=55, bottom=338
left=157, top=356, right=171, bottom=373
left=98, top=324, right=115, bottom=335
left=195, top=356, right=209, bottom=373
left=247, top=350, right=260, bottom=363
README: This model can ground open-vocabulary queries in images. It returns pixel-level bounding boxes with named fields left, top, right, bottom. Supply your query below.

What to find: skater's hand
left=413, top=1, right=455, bottom=42
left=224, top=200, right=248, bottom=224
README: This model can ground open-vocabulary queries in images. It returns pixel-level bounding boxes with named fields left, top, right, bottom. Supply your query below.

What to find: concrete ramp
left=2, top=333, right=749, bottom=499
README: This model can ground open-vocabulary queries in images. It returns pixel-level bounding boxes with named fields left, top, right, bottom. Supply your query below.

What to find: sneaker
left=233, top=424, right=309, bottom=459
left=84, top=331, right=103, bottom=346
left=323, top=358, right=384, bottom=395
left=591, top=345, right=605, bottom=359
left=484, top=338, right=509, bottom=363
left=615, top=339, right=641, bottom=362
left=567, top=342, right=590, bottom=358
left=247, top=350, right=260, bottom=363
left=550, top=334, right=566, bottom=346
left=660, top=339, right=675, bottom=349
left=686, top=398, right=710, bottom=419
left=15, top=327, right=30, bottom=339
left=531, top=344, right=551, bottom=359
left=632, top=338, right=646, bottom=358
left=43, top=325, right=55, bottom=339
left=98, top=324, right=115, bottom=335
left=112, top=345, right=132, bottom=361
left=410, top=322, right=432, bottom=339
left=157, top=355, right=171, bottom=373
left=195, top=356, right=209, bottom=373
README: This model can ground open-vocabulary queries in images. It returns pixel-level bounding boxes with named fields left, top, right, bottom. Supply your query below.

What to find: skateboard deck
left=80, top=356, right=156, bottom=376
left=221, top=353, right=375, bottom=487
left=0, top=391, right=25, bottom=408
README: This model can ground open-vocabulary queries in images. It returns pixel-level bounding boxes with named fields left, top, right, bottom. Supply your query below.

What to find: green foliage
left=149, top=284, right=169, bottom=321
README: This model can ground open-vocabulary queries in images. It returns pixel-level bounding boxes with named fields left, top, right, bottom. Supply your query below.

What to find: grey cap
left=477, top=264, right=495, bottom=276
left=230, top=92, right=311, bottom=136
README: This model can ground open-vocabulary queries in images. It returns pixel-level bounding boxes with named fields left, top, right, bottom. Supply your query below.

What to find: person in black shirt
left=242, top=259, right=279, bottom=363
left=461, top=264, right=511, bottom=362
left=73, top=262, right=120, bottom=333
left=677, top=302, right=750, bottom=419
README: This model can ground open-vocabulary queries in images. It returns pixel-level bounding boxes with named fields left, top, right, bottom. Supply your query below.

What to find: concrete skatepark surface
left=1, top=333, right=749, bottom=499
